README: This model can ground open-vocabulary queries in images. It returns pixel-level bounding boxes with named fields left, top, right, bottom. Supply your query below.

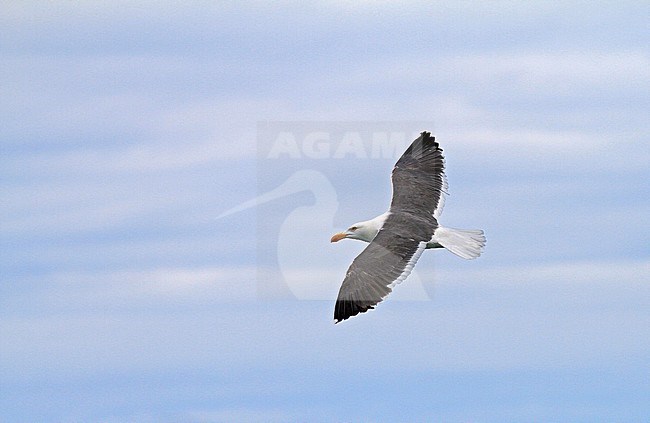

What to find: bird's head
left=330, top=221, right=376, bottom=243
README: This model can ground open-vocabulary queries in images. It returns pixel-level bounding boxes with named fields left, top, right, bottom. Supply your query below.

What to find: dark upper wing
left=334, top=132, right=445, bottom=323
left=334, top=209, right=436, bottom=323
left=391, top=131, right=446, bottom=217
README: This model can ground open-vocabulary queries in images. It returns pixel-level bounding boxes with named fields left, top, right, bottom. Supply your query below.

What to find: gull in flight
left=331, top=131, right=486, bottom=323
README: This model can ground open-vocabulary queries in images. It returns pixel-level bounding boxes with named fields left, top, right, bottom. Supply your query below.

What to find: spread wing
left=334, top=222, right=428, bottom=323
left=391, top=131, right=446, bottom=217
left=334, top=132, right=446, bottom=323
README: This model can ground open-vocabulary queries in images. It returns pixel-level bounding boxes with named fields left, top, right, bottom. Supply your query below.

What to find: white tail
left=434, top=226, right=486, bottom=260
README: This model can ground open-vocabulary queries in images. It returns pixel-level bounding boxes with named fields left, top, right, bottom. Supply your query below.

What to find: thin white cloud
left=19, top=266, right=259, bottom=309
left=433, top=259, right=650, bottom=288
left=1, top=182, right=180, bottom=235
left=348, top=51, right=650, bottom=90
left=5, top=141, right=240, bottom=175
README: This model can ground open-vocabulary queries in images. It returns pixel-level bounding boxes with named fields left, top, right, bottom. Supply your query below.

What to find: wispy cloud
left=3, top=266, right=257, bottom=313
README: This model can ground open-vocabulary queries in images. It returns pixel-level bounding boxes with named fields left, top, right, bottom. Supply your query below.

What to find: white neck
left=357, top=212, right=390, bottom=242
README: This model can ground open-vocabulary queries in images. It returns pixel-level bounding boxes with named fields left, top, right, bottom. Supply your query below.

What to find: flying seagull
left=330, top=131, right=485, bottom=323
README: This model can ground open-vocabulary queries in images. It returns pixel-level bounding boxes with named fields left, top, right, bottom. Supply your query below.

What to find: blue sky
left=1, top=1, right=649, bottom=422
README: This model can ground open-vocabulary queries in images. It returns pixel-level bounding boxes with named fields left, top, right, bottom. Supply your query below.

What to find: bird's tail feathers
left=435, top=226, right=486, bottom=260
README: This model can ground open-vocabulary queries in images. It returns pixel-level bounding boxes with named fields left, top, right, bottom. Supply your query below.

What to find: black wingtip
left=334, top=299, right=376, bottom=323
left=420, top=131, right=438, bottom=147
left=399, top=131, right=440, bottom=159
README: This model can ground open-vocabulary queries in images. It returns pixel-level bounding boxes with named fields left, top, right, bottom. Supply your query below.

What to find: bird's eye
left=349, top=226, right=358, bottom=231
